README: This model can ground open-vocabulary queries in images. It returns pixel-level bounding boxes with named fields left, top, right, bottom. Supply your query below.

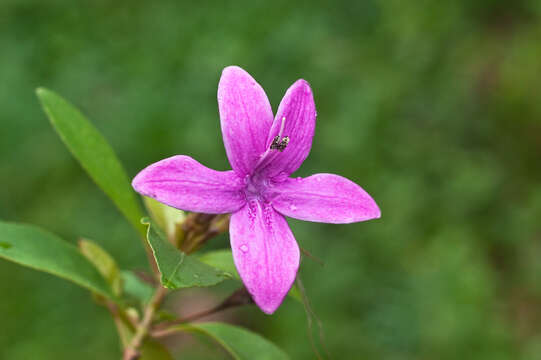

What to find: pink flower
left=132, top=66, right=380, bottom=314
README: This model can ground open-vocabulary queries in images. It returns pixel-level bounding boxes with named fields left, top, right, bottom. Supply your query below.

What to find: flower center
left=243, top=116, right=290, bottom=201
left=243, top=172, right=269, bottom=200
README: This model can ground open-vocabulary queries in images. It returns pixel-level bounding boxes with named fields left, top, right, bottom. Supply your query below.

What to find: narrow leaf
left=144, top=219, right=230, bottom=289
left=143, top=196, right=185, bottom=238
left=79, top=239, right=122, bottom=296
left=121, top=270, right=154, bottom=305
left=36, top=88, right=145, bottom=236
left=199, top=249, right=302, bottom=303
left=178, top=322, right=289, bottom=360
left=0, top=221, right=113, bottom=299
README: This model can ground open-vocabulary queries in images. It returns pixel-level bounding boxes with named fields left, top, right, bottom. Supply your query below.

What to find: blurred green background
left=1, top=0, right=541, bottom=359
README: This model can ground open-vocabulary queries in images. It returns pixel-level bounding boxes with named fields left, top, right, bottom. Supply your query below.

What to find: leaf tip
left=35, top=87, right=49, bottom=98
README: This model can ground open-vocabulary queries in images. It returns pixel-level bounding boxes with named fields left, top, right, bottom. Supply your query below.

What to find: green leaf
left=143, top=196, right=185, bottom=238
left=36, top=88, right=145, bottom=237
left=198, top=249, right=302, bottom=303
left=287, top=285, right=302, bottom=303
left=138, top=339, right=174, bottom=360
left=79, top=239, right=122, bottom=296
left=121, top=270, right=154, bottom=305
left=0, top=221, right=113, bottom=299
left=144, top=219, right=231, bottom=289
left=178, top=322, right=289, bottom=360
left=198, top=249, right=238, bottom=278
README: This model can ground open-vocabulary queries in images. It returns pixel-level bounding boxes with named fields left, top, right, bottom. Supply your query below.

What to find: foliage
left=1, top=89, right=289, bottom=359
left=36, top=88, right=146, bottom=237
left=144, top=218, right=231, bottom=289
left=0, top=222, right=114, bottom=299
left=176, top=322, right=289, bottom=360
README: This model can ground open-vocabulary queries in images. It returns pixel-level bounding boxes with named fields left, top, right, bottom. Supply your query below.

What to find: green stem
left=123, top=286, right=168, bottom=360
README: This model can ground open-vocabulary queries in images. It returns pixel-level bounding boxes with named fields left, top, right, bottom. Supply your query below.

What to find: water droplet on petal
left=239, top=244, right=249, bottom=253
left=290, top=204, right=297, bottom=211
left=296, top=177, right=302, bottom=182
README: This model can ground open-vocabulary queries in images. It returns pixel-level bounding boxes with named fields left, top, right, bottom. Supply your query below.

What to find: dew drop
left=296, top=177, right=302, bottom=182
left=239, top=244, right=249, bottom=253
left=290, top=204, right=297, bottom=211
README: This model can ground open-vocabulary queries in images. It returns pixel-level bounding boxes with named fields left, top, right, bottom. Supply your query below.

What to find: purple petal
left=230, top=200, right=300, bottom=314
left=218, top=66, right=274, bottom=176
left=258, top=79, right=316, bottom=178
left=132, top=155, right=246, bottom=214
left=270, top=173, right=380, bottom=223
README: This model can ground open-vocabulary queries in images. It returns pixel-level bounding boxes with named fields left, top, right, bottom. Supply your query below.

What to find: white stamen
left=278, top=117, right=286, bottom=138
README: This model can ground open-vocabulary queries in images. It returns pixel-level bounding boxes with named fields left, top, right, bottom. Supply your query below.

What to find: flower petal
left=270, top=173, right=380, bottom=223
left=259, top=79, right=316, bottom=178
left=218, top=66, right=274, bottom=176
left=230, top=200, right=300, bottom=314
left=132, top=155, right=246, bottom=214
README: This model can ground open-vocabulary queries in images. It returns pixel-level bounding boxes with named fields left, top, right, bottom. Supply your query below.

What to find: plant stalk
left=123, top=286, right=167, bottom=360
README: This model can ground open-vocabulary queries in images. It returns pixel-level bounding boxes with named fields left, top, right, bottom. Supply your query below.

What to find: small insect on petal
left=270, top=135, right=290, bottom=152
left=279, top=136, right=289, bottom=150
left=270, top=135, right=281, bottom=150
